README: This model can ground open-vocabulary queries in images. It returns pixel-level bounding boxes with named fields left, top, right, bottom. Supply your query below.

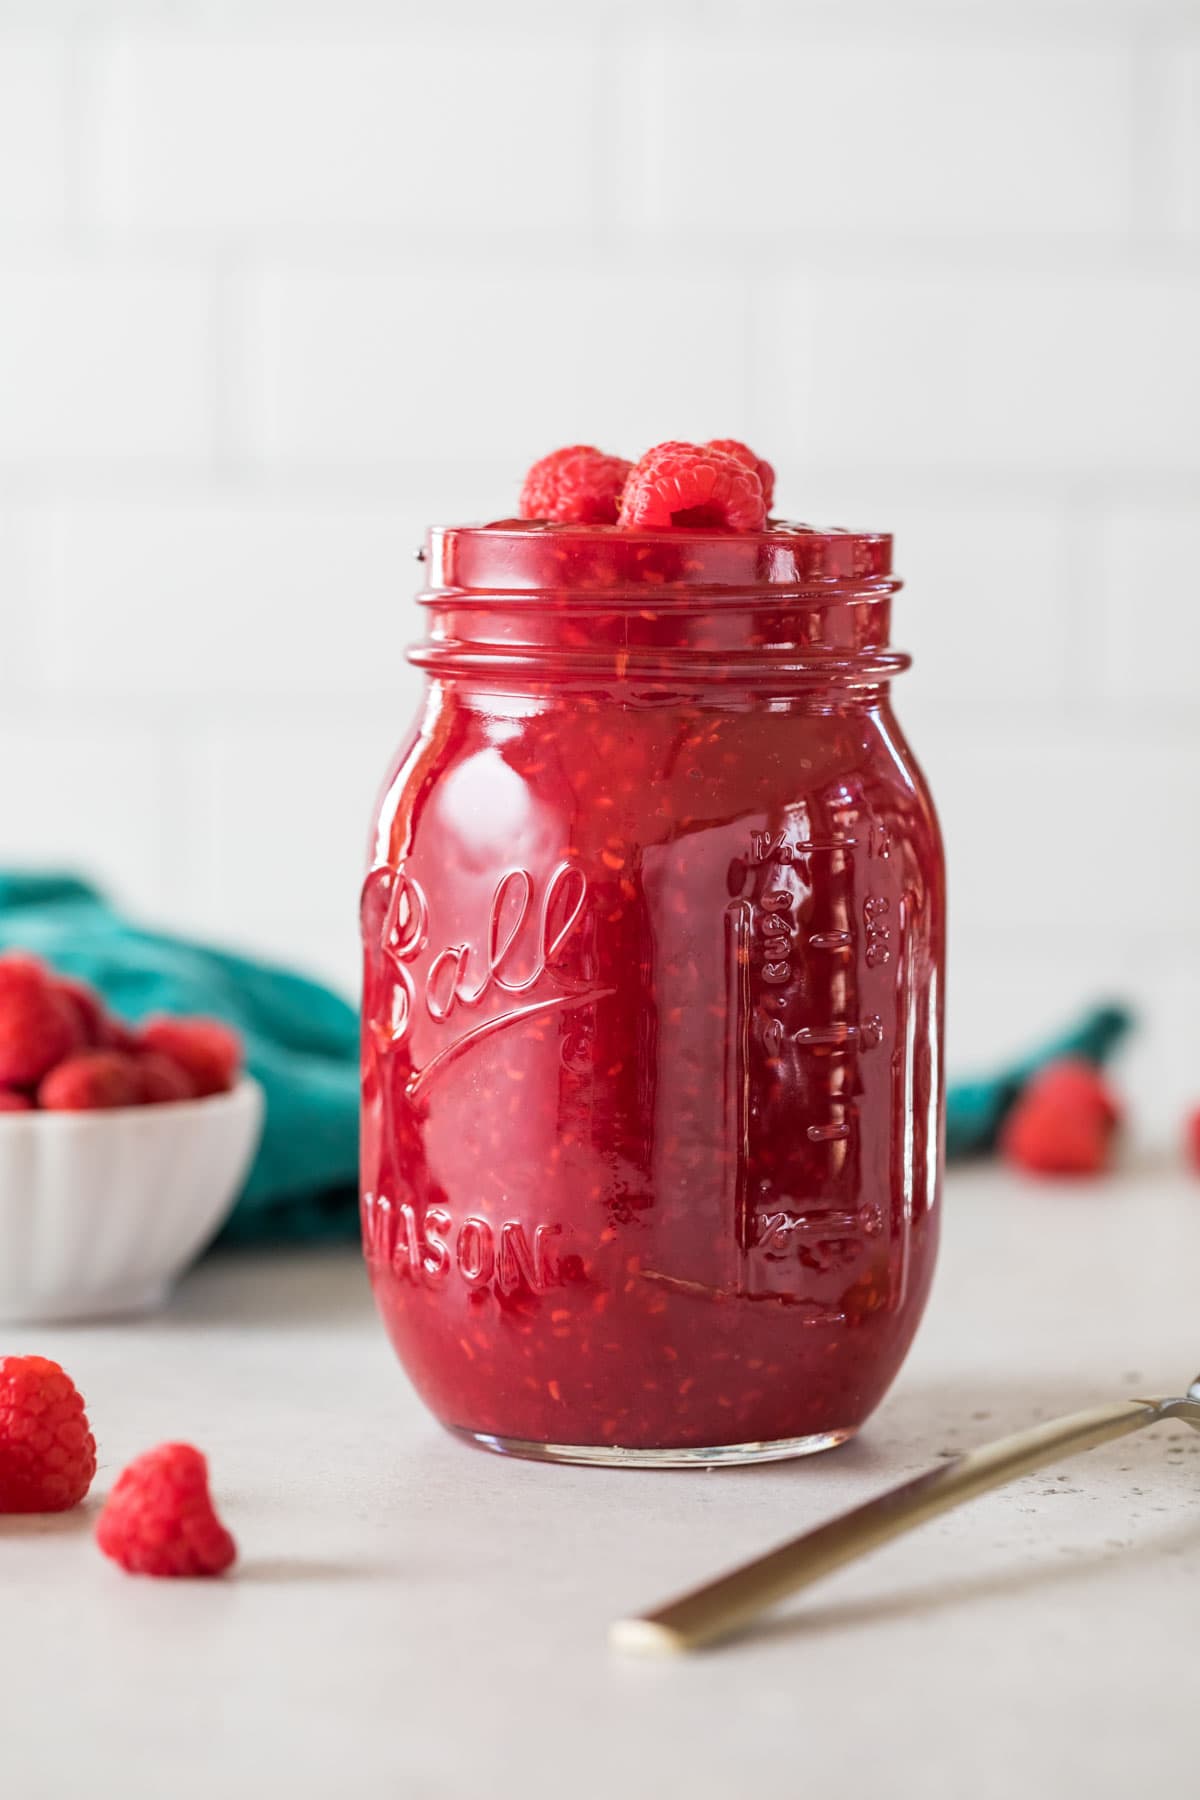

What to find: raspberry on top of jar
left=432, top=437, right=891, bottom=606
left=518, top=439, right=775, bottom=532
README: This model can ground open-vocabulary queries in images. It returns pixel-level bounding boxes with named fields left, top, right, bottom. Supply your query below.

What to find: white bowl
left=0, top=1077, right=264, bottom=1323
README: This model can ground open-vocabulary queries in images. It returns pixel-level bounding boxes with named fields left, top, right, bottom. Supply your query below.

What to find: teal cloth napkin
left=0, top=873, right=1133, bottom=1244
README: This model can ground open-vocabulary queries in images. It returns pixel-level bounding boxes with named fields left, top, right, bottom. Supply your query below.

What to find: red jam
left=361, top=522, right=945, bottom=1464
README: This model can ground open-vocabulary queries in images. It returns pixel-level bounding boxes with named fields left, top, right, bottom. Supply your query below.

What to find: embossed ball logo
left=363, top=860, right=610, bottom=1096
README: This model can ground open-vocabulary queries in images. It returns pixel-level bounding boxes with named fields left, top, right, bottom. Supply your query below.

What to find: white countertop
left=3, top=1164, right=1198, bottom=1800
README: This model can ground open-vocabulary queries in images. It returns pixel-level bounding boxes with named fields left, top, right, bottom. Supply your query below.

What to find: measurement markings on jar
left=749, top=831, right=860, bottom=862
left=752, top=1199, right=885, bottom=1281
left=757, top=1201, right=883, bottom=1250
left=864, top=894, right=892, bottom=966
left=791, top=1017, right=883, bottom=1049
left=724, top=898, right=754, bottom=1252
left=748, top=828, right=892, bottom=870
left=807, top=930, right=852, bottom=951
left=734, top=823, right=896, bottom=1220
left=730, top=818, right=902, bottom=1288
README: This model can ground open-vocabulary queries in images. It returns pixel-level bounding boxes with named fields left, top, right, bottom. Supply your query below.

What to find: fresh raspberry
left=0, top=1089, right=34, bottom=1113
left=52, top=974, right=133, bottom=1051
left=518, top=445, right=633, bottom=525
left=0, top=951, right=50, bottom=980
left=1001, top=1058, right=1120, bottom=1177
left=38, top=1050, right=144, bottom=1111
left=0, top=958, right=86, bottom=1087
left=96, top=1443, right=237, bottom=1578
left=1031, top=1059, right=1121, bottom=1127
left=1186, top=1106, right=1200, bottom=1175
left=136, top=1052, right=197, bottom=1105
left=0, top=1355, right=97, bottom=1512
left=1008, top=1104, right=1108, bottom=1176
left=706, top=439, right=776, bottom=512
left=53, top=975, right=106, bottom=1045
left=617, top=441, right=767, bottom=532
left=102, top=1015, right=138, bottom=1054
left=136, top=1018, right=242, bottom=1098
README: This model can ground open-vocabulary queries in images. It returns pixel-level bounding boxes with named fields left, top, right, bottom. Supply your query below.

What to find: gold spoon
left=611, top=1379, right=1200, bottom=1656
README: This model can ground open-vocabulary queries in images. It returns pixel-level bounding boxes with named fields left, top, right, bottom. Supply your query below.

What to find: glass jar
left=360, top=522, right=944, bottom=1466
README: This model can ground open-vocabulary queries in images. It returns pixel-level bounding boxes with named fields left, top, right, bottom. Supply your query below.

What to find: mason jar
left=360, top=521, right=944, bottom=1466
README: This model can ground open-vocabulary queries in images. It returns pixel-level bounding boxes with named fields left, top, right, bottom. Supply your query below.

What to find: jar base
left=451, top=1425, right=858, bottom=1469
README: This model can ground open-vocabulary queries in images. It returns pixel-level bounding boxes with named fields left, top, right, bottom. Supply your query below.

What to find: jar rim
left=422, top=519, right=894, bottom=600
left=411, top=520, right=906, bottom=689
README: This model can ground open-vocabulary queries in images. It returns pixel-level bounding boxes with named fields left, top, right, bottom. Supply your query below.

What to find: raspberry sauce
left=361, top=522, right=945, bottom=1464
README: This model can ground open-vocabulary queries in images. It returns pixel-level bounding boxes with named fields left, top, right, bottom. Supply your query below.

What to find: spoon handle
left=611, top=1397, right=1173, bottom=1655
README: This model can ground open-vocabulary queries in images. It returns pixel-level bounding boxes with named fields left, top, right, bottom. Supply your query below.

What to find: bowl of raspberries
left=0, top=952, right=263, bottom=1323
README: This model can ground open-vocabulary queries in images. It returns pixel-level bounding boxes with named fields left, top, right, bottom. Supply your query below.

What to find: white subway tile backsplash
left=90, top=33, right=597, bottom=235
left=0, top=711, right=170, bottom=915
left=0, top=263, right=215, bottom=462
left=0, top=509, right=35, bottom=691
left=176, top=716, right=402, bottom=947
left=624, top=34, right=1134, bottom=236
left=946, top=952, right=1134, bottom=1088
left=1117, top=964, right=1200, bottom=1141
left=920, top=725, right=1200, bottom=938
left=791, top=489, right=1072, bottom=706
left=0, top=2, right=1192, bottom=1136
left=903, top=509, right=1071, bottom=705
left=1159, top=41, right=1199, bottom=236
left=34, top=497, right=425, bottom=700
left=0, top=39, right=68, bottom=227
left=1097, top=506, right=1200, bottom=703
left=761, top=273, right=1200, bottom=472
left=242, top=266, right=754, bottom=466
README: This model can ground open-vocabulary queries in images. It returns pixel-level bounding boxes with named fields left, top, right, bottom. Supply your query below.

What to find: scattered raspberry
left=1006, top=1104, right=1108, bottom=1176
left=1186, top=1106, right=1200, bottom=1175
left=96, top=1443, right=236, bottom=1578
left=706, top=439, right=776, bottom=512
left=1033, top=1059, right=1122, bottom=1128
left=38, top=1050, right=145, bottom=1112
left=518, top=445, right=633, bottom=525
left=0, top=1355, right=97, bottom=1513
left=0, top=958, right=86, bottom=1087
left=0, top=1089, right=34, bottom=1113
left=617, top=441, right=767, bottom=532
left=136, top=1052, right=197, bottom=1106
left=137, top=1018, right=241, bottom=1098
left=1001, top=1058, right=1121, bottom=1177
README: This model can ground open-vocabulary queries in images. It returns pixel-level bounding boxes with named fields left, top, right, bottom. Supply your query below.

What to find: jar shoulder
left=371, top=693, right=940, bottom=868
